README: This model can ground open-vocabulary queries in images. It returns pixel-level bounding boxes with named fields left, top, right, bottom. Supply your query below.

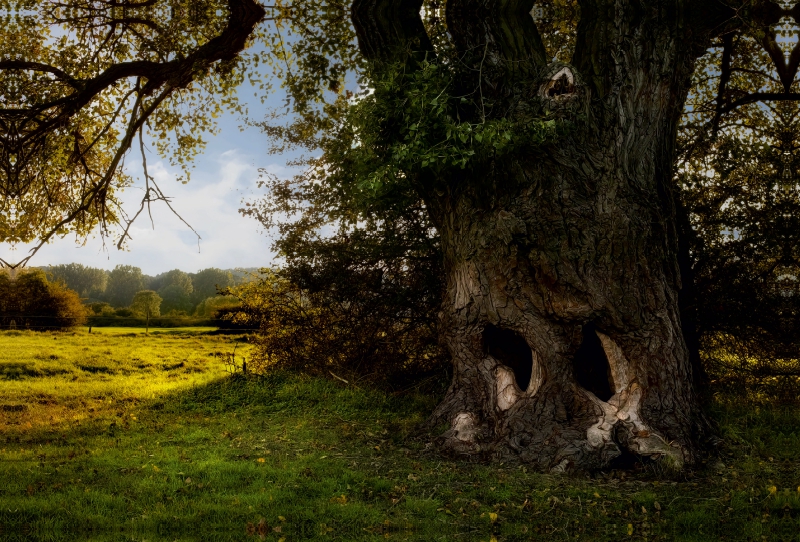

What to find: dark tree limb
left=351, top=0, right=433, bottom=62
left=713, top=33, right=735, bottom=136
left=445, top=0, right=548, bottom=86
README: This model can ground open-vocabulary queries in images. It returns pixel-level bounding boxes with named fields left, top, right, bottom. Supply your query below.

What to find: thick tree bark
left=353, top=0, right=730, bottom=471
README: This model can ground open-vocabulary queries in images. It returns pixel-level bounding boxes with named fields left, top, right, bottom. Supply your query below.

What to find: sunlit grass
left=1, top=329, right=798, bottom=540
left=0, top=328, right=248, bottom=432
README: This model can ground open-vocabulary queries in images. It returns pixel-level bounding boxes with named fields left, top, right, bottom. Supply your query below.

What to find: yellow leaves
left=152, top=465, right=160, bottom=472
left=331, top=494, right=347, bottom=505
left=627, top=523, right=634, bottom=535
left=488, top=512, right=498, bottom=523
left=769, top=485, right=777, bottom=495
left=256, top=457, right=266, bottom=463
left=0, top=0, right=259, bottom=256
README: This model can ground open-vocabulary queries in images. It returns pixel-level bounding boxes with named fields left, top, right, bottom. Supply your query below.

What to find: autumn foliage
left=0, top=269, right=86, bottom=331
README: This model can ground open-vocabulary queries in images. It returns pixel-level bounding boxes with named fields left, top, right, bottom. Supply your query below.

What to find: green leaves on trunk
left=325, top=59, right=558, bottom=201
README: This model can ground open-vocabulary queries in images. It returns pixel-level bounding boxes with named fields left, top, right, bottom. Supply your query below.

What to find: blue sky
left=10, top=65, right=295, bottom=276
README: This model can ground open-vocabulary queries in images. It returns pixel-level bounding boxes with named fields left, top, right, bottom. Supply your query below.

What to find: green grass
left=1, top=329, right=799, bottom=541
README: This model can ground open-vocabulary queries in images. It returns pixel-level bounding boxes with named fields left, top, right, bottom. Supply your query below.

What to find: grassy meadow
left=1, top=328, right=799, bottom=541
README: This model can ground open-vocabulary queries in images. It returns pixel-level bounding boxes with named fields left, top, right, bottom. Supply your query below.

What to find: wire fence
left=0, top=313, right=263, bottom=332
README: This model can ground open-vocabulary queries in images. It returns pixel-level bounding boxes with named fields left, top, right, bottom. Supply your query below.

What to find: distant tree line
left=0, top=264, right=257, bottom=331
left=42, top=264, right=257, bottom=316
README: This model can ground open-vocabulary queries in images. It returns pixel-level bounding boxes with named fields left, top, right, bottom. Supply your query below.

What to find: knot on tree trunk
left=536, top=63, right=585, bottom=115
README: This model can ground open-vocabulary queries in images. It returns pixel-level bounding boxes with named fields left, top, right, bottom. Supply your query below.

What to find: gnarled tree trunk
left=353, top=0, right=730, bottom=471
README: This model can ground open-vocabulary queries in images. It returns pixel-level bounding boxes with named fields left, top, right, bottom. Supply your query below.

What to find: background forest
left=0, top=264, right=256, bottom=329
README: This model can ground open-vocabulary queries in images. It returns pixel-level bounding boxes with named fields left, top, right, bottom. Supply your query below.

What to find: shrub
left=0, top=269, right=86, bottom=330
left=88, top=302, right=115, bottom=316
left=222, top=266, right=447, bottom=387
left=195, top=295, right=241, bottom=318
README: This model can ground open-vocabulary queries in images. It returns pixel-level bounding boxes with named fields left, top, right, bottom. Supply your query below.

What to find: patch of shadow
left=41, top=368, right=71, bottom=377
left=1, top=363, right=43, bottom=380
left=162, top=361, right=186, bottom=371
left=78, top=364, right=116, bottom=375
left=0, top=404, right=28, bottom=412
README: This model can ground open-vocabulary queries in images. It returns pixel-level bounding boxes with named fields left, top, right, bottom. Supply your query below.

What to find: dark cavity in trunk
left=483, top=324, right=533, bottom=391
left=573, top=323, right=614, bottom=402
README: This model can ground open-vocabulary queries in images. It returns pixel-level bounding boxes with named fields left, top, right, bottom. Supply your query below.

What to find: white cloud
left=10, top=149, right=281, bottom=275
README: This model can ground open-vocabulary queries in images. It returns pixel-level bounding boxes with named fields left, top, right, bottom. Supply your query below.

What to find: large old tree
left=329, top=0, right=800, bottom=471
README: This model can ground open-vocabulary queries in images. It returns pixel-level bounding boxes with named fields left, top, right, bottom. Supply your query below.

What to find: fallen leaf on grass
left=245, top=518, right=268, bottom=538
left=256, top=458, right=266, bottom=463
left=489, top=512, right=498, bottom=523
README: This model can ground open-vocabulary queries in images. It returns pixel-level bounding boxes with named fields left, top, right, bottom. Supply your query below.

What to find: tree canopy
left=130, top=288, right=161, bottom=332
left=0, top=0, right=265, bottom=268
left=45, top=263, right=108, bottom=299
left=105, top=264, right=145, bottom=307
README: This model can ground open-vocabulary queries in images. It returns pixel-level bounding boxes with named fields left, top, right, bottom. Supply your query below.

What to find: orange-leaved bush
left=0, top=269, right=87, bottom=330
